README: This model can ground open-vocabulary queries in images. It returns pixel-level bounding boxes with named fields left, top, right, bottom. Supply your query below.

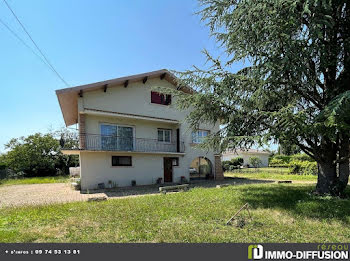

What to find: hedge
left=222, top=157, right=244, bottom=172
left=269, top=154, right=314, bottom=167
left=288, top=160, right=317, bottom=175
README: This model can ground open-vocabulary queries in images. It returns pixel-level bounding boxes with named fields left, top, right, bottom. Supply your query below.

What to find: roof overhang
left=56, top=69, right=192, bottom=126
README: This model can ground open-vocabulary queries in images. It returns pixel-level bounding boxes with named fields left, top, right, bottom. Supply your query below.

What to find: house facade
left=222, top=149, right=271, bottom=167
left=56, top=69, right=223, bottom=190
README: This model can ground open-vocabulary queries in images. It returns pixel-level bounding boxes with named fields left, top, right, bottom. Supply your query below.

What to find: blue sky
left=0, top=0, right=245, bottom=152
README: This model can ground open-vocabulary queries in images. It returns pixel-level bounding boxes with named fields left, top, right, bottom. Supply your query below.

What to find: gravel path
left=0, top=183, right=108, bottom=208
left=0, top=178, right=274, bottom=208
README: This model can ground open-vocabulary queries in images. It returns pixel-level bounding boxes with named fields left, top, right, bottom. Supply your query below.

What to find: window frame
left=192, top=130, right=209, bottom=144
left=157, top=128, right=172, bottom=143
left=111, top=156, right=132, bottom=167
left=100, top=123, right=135, bottom=151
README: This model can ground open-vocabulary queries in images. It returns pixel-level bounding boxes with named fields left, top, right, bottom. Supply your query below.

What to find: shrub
left=289, top=160, right=317, bottom=175
left=269, top=154, right=315, bottom=168
left=249, top=156, right=262, bottom=168
left=231, top=157, right=244, bottom=166
left=222, top=160, right=231, bottom=172
left=290, top=154, right=314, bottom=162
left=269, top=157, right=290, bottom=167
left=222, top=157, right=244, bottom=172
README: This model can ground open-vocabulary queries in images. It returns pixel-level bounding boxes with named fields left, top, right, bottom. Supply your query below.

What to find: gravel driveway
left=0, top=183, right=109, bottom=208
left=0, top=177, right=273, bottom=208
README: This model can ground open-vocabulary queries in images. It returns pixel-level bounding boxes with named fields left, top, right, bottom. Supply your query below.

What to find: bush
left=249, top=156, right=262, bottom=168
left=289, top=160, right=317, bottom=175
left=231, top=157, right=244, bottom=166
left=222, top=160, right=231, bottom=172
left=269, top=157, right=291, bottom=167
left=290, top=154, right=314, bottom=162
left=222, top=157, right=244, bottom=172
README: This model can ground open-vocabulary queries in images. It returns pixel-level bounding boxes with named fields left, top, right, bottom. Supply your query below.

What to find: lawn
left=0, top=176, right=70, bottom=186
left=0, top=183, right=349, bottom=243
left=226, top=167, right=317, bottom=181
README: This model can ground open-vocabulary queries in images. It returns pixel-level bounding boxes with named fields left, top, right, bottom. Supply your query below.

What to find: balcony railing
left=74, top=134, right=184, bottom=153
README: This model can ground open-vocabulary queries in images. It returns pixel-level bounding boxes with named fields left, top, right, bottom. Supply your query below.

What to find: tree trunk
left=338, top=137, right=350, bottom=197
left=316, top=161, right=337, bottom=195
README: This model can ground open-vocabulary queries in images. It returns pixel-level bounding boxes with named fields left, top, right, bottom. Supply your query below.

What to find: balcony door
left=101, top=124, right=134, bottom=151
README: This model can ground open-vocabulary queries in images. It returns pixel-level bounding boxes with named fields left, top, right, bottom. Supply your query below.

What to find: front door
left=163, top=157, right=173, bottom=182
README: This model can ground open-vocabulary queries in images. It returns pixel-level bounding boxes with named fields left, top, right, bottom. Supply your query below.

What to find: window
left=112, top=156, right=132, bottom=166
left=171, top=157, right=179, bottom=166
left=192, top=130, right=209, bottom=144
left=158, top=129, right=171, bottom=142
left=151, top=91, right=171, bottom=105
left=101, top=124, right=134, bottom=151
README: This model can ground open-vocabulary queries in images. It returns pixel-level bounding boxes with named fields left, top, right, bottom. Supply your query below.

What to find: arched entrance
left=189, top=157, right=213, bottom=180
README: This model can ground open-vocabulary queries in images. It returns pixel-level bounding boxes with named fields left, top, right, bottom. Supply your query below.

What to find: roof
left=223, top=149, right=271, bottom=155
left=55, top=69, right=191, bottom=126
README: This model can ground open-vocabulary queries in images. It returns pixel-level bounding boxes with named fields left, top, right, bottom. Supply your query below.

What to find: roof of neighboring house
left=223, top=149, right=271, bottom=155
left=55, top=69, right=192, bottom=126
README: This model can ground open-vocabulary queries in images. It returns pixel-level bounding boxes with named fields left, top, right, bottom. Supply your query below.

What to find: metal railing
left=74, top=133, right=185, bottom=153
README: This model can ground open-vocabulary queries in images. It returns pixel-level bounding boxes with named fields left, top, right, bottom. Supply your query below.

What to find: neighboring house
left=56, top=69, right=223, bottom=190
left=222, top=149, right=271, bottom=167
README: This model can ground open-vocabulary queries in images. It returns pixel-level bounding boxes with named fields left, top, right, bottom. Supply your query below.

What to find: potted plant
left=180, top=176, right=188, bottom=184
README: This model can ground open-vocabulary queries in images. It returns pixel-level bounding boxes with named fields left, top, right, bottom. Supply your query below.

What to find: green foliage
left=269, top=154, right=315, bottom=174
left=231, top=157, right=244, bottom=166
left=0, top=154, right=7, bottom=170
left=249, top=156, right=262, bottom=168
left=222, top=157, right=244, bottom=171
left=3, top=129, right=78, bottom=177
left=171, top=0, right=350, bottom=193
left=278, top=141, right=300, bottom=156
left=291, top=154, right=314, bottom=162
left=289, top=160, right=318, bottom=176
left=269, top=155, right=292, bottom=167
left=222, top=160, right=231, bottom=172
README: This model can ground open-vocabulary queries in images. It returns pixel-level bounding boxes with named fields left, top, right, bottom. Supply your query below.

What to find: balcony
left=71, top=134, right=185, bottom=153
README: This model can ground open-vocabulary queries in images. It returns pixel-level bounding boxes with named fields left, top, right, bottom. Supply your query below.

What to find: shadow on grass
left=237, top=184, right=350, bottom=222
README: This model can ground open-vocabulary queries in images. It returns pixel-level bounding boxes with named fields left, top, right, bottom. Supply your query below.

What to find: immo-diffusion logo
left=248, top=244, right=264, bottom=260
left=247, top=244, right=349, bottom=260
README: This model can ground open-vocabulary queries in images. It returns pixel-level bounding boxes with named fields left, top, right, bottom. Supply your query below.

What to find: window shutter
left=165, top=94, right=171, bottom=105
left=151, top=91, right=162, bottom=104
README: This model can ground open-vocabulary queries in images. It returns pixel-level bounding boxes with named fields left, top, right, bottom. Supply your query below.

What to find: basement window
left=112, top=156, right=132, bottom=166
left=151, top=91, right=171, bottom=105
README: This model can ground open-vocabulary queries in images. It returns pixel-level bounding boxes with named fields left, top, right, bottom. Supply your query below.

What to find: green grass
left=226, top=167, right=317, bottom=181
left=0, top=183, right=349, bottom=243
left=0, top=176, right=69, bottom=186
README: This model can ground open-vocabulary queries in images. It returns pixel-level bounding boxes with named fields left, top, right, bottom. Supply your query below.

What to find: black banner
left=0, top=243, right=349, bottom=261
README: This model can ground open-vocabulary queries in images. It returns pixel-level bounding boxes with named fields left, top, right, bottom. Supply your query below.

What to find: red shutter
left=151, top=91, right=171, bottom=105
left=151, top=91, right=162, bottom=104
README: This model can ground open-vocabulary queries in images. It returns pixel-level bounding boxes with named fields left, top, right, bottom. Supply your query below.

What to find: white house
left=222, top=149, right=271, bottom=167
left=56, top=69, right=223, bottom=190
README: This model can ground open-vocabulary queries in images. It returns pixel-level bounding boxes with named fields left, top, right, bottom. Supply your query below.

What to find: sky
left=0, top=0, right=249, bottom=152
